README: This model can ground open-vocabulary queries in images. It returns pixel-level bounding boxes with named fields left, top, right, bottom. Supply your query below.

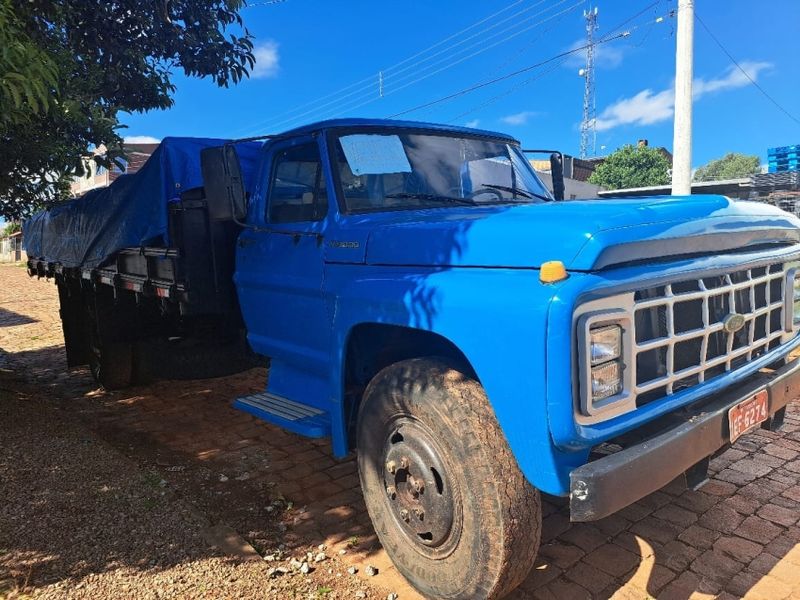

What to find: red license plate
left=728, top=390, right=769, bottom=443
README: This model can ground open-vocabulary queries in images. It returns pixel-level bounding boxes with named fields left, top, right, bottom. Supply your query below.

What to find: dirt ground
left=3, top=262, right=800, bottom=599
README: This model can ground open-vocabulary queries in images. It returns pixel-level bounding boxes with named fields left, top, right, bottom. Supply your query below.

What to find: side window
left=268, top=142, right=327, bottom=224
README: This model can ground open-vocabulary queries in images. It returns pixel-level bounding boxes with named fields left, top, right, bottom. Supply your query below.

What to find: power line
left=430, top=1, right=665, bottom=125
left=233, top=0, right=546, bottom=135
left=244, top=0, right=582, bottom=135
left=387, top=31, right=630, bottom=119
left=695, top=12, right=800, bottom=128
left=243, top=0, right=289, bottom=7
left=260, top=0, right=579, bottom=133
left=447, top=58, right=571, bottom=123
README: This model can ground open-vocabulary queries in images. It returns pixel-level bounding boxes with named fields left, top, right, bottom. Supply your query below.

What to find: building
left=70, top=141, right=159, bottom=196
left=597, top=171, right=800, bottom=214
left=0, top=230, right=25, bottom=263
left=530, top=157, right=602, bottom=199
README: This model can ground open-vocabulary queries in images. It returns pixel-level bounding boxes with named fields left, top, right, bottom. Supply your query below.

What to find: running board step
left=233, top=392, right=331, bottom=438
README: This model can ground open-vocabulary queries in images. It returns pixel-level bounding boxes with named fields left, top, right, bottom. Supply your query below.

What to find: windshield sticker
left=340, top=134, right=412, bottom=176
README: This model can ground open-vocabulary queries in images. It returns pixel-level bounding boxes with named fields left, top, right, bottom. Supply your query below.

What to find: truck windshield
left=331, top=131, right=552, bottom=213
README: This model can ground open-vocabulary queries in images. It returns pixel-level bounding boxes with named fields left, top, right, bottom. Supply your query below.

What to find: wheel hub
left=382, top=420, right=455, bottom=549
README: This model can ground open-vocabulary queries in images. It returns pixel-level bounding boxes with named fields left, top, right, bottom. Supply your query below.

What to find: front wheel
left=356, top=358, right=541, bottom=600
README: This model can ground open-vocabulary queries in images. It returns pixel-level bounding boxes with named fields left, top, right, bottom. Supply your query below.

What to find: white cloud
left=251, top=41, right=280, bottom=79
left=693, top=61, right=771, bottom=96
left=565, top=38, right=625, bottom=70
left=501, top=111, right=539, bottom=126
left=594, top=61, right=773, bottom=132
left=124, top=135, right=161, bottom=144
left=595, top=88, right=674, bottom=131
left=465, top=119, right=480, bottom=128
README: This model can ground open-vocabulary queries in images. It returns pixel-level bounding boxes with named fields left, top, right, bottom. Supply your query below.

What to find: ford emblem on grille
left=722, top=313, right=746, bottom=334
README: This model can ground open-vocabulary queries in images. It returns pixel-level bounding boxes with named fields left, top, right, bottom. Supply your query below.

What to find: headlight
left=591, top=360, right=622, bottom=400
left=576, top=306, right=634, bottom=420
left=590, top=325, right=622, bottom=365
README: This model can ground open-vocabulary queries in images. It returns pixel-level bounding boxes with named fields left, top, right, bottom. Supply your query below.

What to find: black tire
left=357, top=358, right=541, bottom=600
left=89, top=341, right=133, bottom=390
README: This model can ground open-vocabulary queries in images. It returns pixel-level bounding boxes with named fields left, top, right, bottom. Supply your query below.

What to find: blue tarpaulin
left=24, top=137, right=262, bottom=269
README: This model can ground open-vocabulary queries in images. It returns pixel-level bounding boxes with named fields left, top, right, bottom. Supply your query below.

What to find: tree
left=2, top=220, right=21, bottom=237
left=588, top=144, right=671, bottom=190
left=693, top=152, right=760, bottom=182
left=0, top=0, right=255, bottom=220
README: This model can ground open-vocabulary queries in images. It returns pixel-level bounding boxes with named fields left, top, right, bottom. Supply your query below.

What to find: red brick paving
left=4, top=263, right=800, bottom=599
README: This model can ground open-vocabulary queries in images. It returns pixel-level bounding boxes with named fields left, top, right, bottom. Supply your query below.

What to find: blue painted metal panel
left=323, top=263, right=584, bottom=495
left=359, top=196, right=800, bottom=270
left=276, top=118, right=518, bottom=144
left=233, top=397, right=331, bottom=438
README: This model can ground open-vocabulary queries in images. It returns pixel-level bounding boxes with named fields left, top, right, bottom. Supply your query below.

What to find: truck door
left=235, top=136, right=332, bottom=395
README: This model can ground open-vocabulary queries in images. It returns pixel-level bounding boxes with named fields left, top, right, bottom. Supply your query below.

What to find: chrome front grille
left=632, top=263, right=786, bottom=405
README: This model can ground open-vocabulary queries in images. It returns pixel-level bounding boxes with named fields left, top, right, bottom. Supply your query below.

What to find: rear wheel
left=357, top=358, right=541, bottom=600
left=88, top=340, right=133, bottom=390
left=85, top=304, right=133, bottom=390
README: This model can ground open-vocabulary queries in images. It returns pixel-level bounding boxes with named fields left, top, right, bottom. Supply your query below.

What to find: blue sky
left=121, top=0, right=800, bottom=168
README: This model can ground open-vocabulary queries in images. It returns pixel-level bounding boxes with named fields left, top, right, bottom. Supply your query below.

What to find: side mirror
left=200, top=145, right=248, bottom=222
left=549, top=152, right=565, bottom=201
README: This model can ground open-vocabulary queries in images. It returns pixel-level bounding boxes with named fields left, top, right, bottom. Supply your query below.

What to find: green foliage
left=693, top=152, right=760, bottom=182
left=0, top=0, right=255, bottom=220
left=0, top=0, right=58, bottom=127
left=588, top=144, right=672, bottom=190
left=2, top=220, right=21, bottom=237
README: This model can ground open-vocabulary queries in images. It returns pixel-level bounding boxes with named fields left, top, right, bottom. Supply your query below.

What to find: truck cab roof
left=277, top=118, right=519, bottom=145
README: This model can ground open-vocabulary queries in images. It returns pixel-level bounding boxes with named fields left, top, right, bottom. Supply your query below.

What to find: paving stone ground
left=3, top=263, right=800, bottom=599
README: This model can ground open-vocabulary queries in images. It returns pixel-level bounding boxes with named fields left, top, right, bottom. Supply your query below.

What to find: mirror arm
left=522, top=148, right=565, bottom=201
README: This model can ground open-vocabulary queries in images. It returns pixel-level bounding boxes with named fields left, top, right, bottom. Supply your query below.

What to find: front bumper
left=569, top=359, right=800, bottom=522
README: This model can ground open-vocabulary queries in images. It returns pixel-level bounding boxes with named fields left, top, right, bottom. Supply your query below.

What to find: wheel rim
left=381, top=417, right=461, bottom=556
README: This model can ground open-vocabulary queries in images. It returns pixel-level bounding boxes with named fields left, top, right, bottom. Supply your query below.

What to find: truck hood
left=363, top=195, right=800, bottom=271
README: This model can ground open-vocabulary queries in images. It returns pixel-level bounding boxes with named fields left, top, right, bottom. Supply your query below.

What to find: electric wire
left=234, top=0, right=547, bottom=134
left=445, top=1, right=665, bottom=124
left=279, top=0, right=587, bottom=131
left=238, top=0, right=585, bottom=135
left=386, top=31, right=630, bottom=119
left=695, top=12, right=800, bottom=128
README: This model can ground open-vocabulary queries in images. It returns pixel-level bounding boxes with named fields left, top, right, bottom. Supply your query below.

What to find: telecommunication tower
left=579, top=6, right=598, bottom=159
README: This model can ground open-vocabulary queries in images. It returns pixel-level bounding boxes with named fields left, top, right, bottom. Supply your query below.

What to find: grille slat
left=633, top=264, right=786, bottom=406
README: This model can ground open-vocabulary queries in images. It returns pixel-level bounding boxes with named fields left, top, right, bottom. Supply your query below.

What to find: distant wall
left=0, top=235, right=25, bottom=263
left=535, top=171, right=602, bottom=199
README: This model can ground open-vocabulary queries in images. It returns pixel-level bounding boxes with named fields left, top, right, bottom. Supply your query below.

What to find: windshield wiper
left=480, top=183, right=552, bottom=202
left=385, top=192, right=477, bottom=206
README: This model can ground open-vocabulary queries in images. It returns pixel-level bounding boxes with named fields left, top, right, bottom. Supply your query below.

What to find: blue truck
left=26, top=119, right=800, bottom=599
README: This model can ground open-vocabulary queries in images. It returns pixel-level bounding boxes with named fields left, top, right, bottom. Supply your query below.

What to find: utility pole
left=579, top=6, right=598, bottom=159
left=671, top=0, right=694, bottom=195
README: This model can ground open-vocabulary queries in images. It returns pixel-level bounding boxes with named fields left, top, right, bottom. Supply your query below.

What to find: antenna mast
left=579, top=6, right=598, bottom=159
